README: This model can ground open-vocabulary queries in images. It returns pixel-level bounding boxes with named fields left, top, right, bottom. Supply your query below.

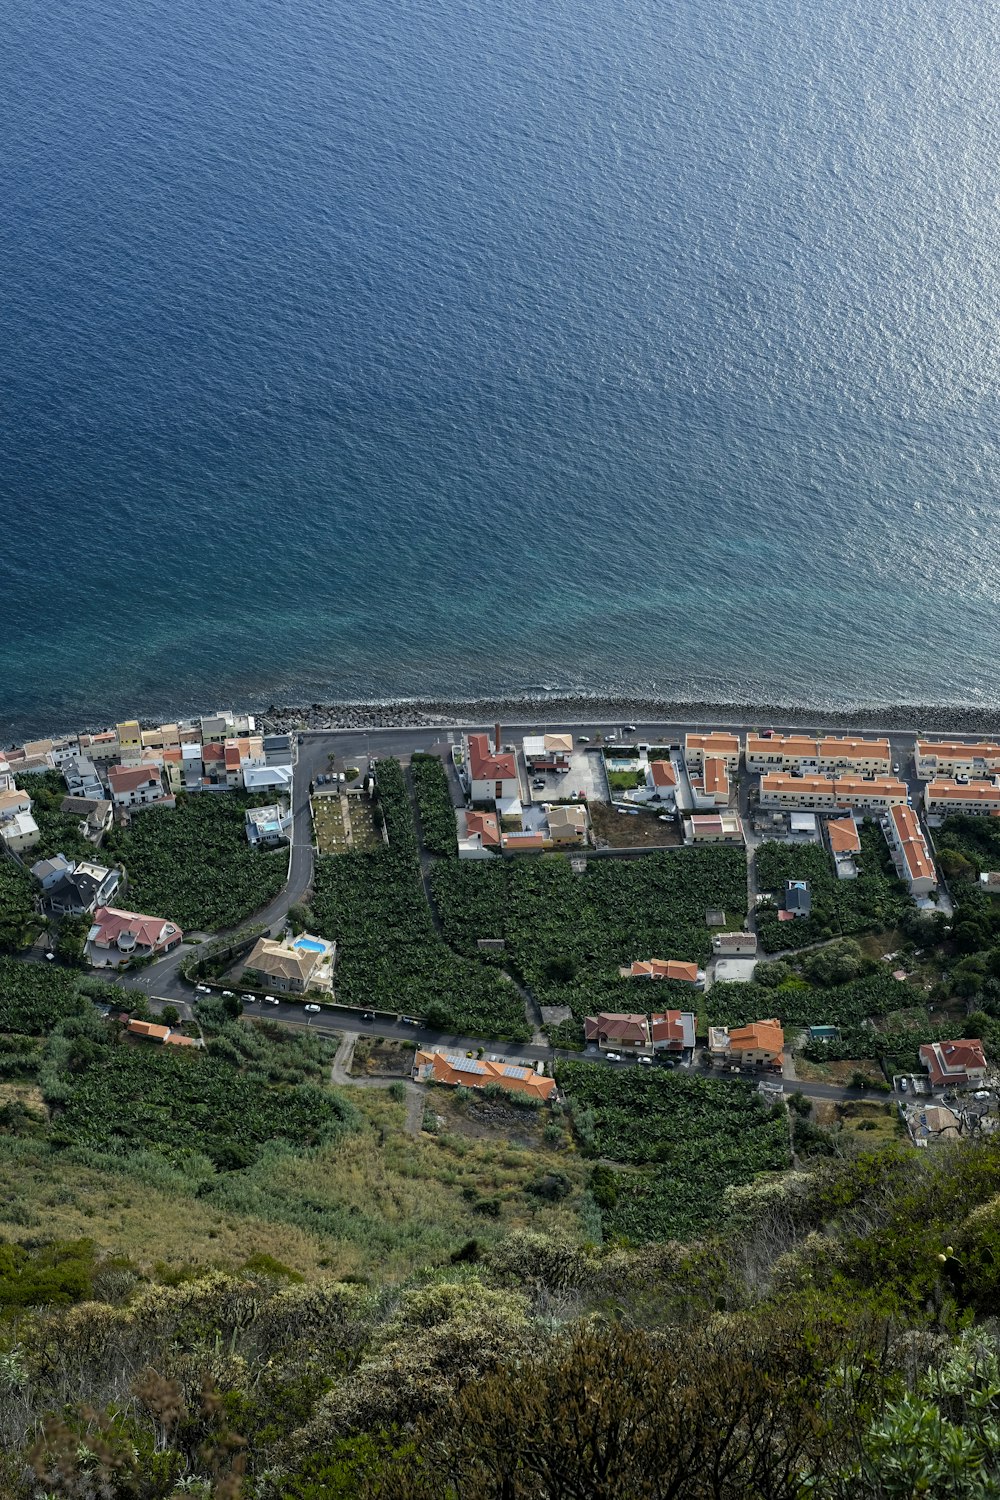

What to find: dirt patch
left=0, top=1082, right=48, bottom=1120
left=350, top=1036, right=414, bottom=1078
left=589, top=802, right=682, bottom=849
left=437, top=1090, right=565, bottom=1151
left=795, top=1057, right=886, bottom=1087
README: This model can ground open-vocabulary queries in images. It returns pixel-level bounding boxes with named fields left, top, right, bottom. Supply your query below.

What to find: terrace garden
left=557, top=1059, right=789, bottom=1240
left=412, top=753, right=458, bottom=857
left=104, top=792, right=287, bottom=931
left=311, top=760, right=530, bottom=1040
left=432, top=845, right=747, bottom=1043
left=754, top=825, right=910, bottom=952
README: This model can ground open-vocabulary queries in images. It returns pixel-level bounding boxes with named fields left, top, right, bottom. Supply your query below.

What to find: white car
left=222, top=991, right=234, bottom=998
left=196, top=984, right=211, bottom=994
left=605, top=1052, right=622, bottom=1062
left=974, top=1090, right=991, bottom=1101
left=638, top=1056, right=652, bottom=1065
left=265, top=995, right=279, bottom=1006
left=241, top=994, right=254, bottom=1003
left=576, top=735, right=590, bottom=743
left=304, top=1003, right=321, bottom=1013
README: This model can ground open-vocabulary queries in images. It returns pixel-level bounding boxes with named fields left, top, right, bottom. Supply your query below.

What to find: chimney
left=495, top=722, right=502, bottom=752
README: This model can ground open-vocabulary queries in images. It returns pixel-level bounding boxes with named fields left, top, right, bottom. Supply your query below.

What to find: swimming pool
left=293, top=937, right=326, bottom=954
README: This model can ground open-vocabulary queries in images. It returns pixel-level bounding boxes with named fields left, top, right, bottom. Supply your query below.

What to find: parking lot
left=526, top=747, right=609, bottom=804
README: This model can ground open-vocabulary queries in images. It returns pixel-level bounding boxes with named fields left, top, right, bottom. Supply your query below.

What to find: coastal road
left=118, top=986, right=871, bottom=1105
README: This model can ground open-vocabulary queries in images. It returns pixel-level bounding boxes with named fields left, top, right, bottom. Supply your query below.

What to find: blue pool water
left=293, top=938, right=326, bottom=954
left=3, top=0, right=1000, bottom=736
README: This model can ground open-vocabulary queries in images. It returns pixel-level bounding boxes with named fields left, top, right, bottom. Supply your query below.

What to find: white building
left=684, top=732, right=741, bottom=774
left=245, top=803, right=293, bottom=846
left=243, top=764, right=294, bottom=796
left=107, top=764, right=169, bottom=808
left=885, top=804, right=937, bottom=897
left=924, top=779, right=1000, bottom=818
left=1, top=812, right=40, bottom=854
left=685, top=812, right=744, bottom=844
left=466, top=733, right=520, bottom=805
left=915, top=740, right=1000, bottom=781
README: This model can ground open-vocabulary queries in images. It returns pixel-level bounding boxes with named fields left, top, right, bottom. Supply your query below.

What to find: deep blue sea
left=3, top=0, right=1000, bottom=737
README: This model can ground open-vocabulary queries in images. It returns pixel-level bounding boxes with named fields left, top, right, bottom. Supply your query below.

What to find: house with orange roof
left=915, top=740, right=1000, bottom=781
left=127, top=1020, right=171, bottom=1042
left=816, top=737, right=892, bottom=775
left=924, top=779, right=1000, bottom=818
left=760, top=773, right=906, bottom=813
left=619, top=958, right=704, bottom=987
left=691, top=756, right=730, bottom=809
left=745, top=734, right=819, bottom=773
left=886, top=804, right=937, bottom=897
left=644, top=758, right=678, bottom=805
left=709, top=1018, right=784, bottom=1069
left=466, top=732, right=520, bottom=805
left=649, top=1010, right=697, bottom=1052
left=918, top=1038, right=987, bottom=1089
left=412, top=1047, right=557, bottom=1101
left=826, top=817, right=861, bottom=856
left=458, top=808, right=501, bottom=859
left=684, top=732, right=741, bottom=774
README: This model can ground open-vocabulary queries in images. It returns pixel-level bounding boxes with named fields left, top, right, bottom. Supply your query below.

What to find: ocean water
left=3, top=0, right=1000, bottom=737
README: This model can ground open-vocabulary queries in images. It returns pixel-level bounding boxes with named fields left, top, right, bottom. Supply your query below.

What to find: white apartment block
left=914, top=741, right=1000, bottom=781
left=684, top=732, right=741, bottom=774
left=924, top=779, right=1000, bottom=817
left=759, top=773, right=907, bottom=813
left=746, top=734, right=891, bottom=776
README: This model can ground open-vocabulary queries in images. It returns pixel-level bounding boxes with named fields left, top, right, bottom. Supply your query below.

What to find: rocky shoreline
left=258, top=695, right=1000, bottom=737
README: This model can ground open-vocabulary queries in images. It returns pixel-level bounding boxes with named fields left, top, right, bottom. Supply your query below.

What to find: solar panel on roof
left=501, top=1065, right=529, bottom=1081
left=445, top=1053, right=486, bottom=1075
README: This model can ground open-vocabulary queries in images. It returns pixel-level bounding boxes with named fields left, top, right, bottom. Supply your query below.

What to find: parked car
left=265, top=995, right=279, bottom=1006
left=576, top=735, right=590, bottom=743
left=623, top=723, right=637, bottom=733
left=638, top=1056, right=652, bottom=1065
left=221, top=991, right=234, bottom=998
left=297, top=734, right=304, bottom=745
left=304, top=1003, right=321, bottom=1013
left=974, top=1090, right=992, bottom=1101
left=605, top=1052, right=622, bottom=1062
left=532, top=778, right=546, bottom=789
left=899, top=1078, right=908, bottom=1092
left=241, top=994, right=253, bottom=1003
left=196, top=984, right=211, bottom=994
left=892, top=762, right=900, bottom=774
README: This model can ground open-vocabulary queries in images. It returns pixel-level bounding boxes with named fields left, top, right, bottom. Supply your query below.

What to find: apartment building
left=915, top=740, right=1000, bottom=781
left=746, top=734, right=891, bottom=776
left=885, top=804, right=937, bottom=897
left=685, top=812, right=744, bottom=843
left=924, top=779, right=1000, bottom=817
left=466, top=733, right=520, bottom=805
left=684, top=732, right=741, bottom=774
left=759, top=774, right=907, bottom=813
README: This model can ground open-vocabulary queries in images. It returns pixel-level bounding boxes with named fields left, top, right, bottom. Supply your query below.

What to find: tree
left=222, top=992, right=244, bottom=1020
left=160, top=1004, right=180, bottom=1027
left=288, top=902, right=316, bottom=935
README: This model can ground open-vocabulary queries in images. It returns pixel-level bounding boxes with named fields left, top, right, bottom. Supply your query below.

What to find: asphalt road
left=82, top=711, right=935, bottom=1100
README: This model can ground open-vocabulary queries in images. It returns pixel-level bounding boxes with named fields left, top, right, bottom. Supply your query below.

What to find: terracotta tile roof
left=746, top=734, right=818, bottom=758
left=465, top=810, right=500, bottom=847
left=927, top=779, right=1000, bottom=803
left=628, top=959, right=699, bottom=983
left=728, top=1018, right=784, bottom=1055
left=834, top=776, right=907, bottom=801
left=919, top=1038, right=986, bottom=1085
left=686, top=732, right=740, bottom=756
left=468, top=734, right=517, bottom=783
left=649, top=759, right=677, bottom=787
left=650, top=1010, right=696, bottom=1046
left=827, top=817, right=861, bottom=853
left=818, top=736, right=891, bottom=760
left=414, top=1048, right=557, bottom=1100
left=917, top=740, right=1000, bottom=762
left=127, top=1020, right=170, bottom=1041
left=164, top=1033, right=197, bottom=1046
left=108, top=764, right=162, bottom=794
left=90, top=907, right=180, bottom=949
left=889, top=804, right=935, bottom=883
left=202, top=744, right=226, bottom=764
left=761, top=773, right=835, bottom=794
left=703, top=758, right=729, bottom=796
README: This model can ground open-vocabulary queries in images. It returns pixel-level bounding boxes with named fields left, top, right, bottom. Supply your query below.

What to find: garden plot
left=312, top=792, right=383, bottom=855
